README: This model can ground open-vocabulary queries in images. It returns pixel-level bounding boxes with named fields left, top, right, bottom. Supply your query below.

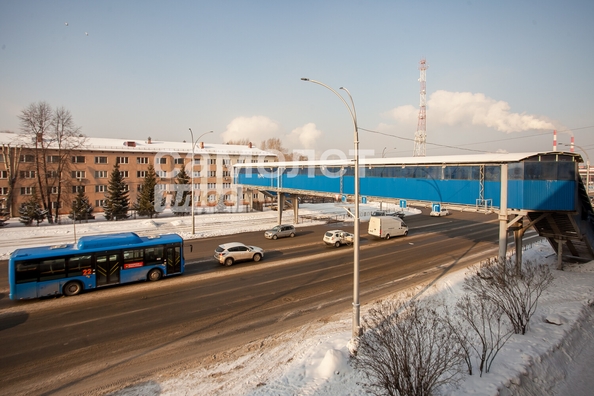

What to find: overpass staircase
left=527, top=177, right=594, bottom=262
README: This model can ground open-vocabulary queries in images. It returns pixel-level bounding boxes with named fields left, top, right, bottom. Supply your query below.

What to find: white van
left=368, top=216, right=408, bottom=240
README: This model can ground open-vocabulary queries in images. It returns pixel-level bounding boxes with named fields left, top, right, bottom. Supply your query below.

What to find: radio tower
left=413, top=58, right=428, bottom=157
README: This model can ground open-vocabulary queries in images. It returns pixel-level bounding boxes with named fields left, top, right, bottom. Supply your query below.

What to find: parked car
left=371, top=210, right=405, bottom=219
left=264, top=224, right=296, bottom=240
left=214, top=242, right=264, bottom=266
left=323, top=230, right=354, bottom=247
left=430, top=208, right=450, bottom=217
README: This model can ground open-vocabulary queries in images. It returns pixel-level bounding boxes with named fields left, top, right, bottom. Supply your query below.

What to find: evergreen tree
left=171, top=166, right=191, bottom=216
left=19, top=191, right=47, bottom=226
left=0, top=199, right=9, bottom=227
left=70, top=188, right=94, bottom=221
left=135, top=164, right=158, bottom=218
left=103, top=162, right=129, bottom=221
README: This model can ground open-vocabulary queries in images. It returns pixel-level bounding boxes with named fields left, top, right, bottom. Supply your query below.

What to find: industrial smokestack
left=553, top=130, right=557, bottom=151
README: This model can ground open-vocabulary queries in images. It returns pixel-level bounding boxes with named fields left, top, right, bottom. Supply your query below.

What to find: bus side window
left=123, top=249, right=144, bottom=269
left=39, top=258, right=66, bottom=281
left=15, top=261, right=39, bottom=284
left=68, top=255, right=93, bottom=277
left=144, top=246, right=164, bottom=264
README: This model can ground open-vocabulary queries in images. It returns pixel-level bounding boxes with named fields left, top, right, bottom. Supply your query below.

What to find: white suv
left=214, top=242, right=264, bottom=266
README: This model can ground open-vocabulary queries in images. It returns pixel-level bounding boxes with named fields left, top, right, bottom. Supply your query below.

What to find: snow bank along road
left=0, top=212, right=540, bottom=395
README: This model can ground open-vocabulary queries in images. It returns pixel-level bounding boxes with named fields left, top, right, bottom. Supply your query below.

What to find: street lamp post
left=189, top=129, right=213, bottom=235
left=301, top=77, right=361, bottom=343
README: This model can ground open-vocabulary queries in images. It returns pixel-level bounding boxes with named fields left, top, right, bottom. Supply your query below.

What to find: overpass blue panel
left=280, top=174, right=342, bottom=193
left=508, top=180, right=575, bottom=211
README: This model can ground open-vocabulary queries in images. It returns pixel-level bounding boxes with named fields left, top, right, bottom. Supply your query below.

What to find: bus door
left=96, top=252, right=121, bottom=286
left=166, top=245, right=182, bottom=274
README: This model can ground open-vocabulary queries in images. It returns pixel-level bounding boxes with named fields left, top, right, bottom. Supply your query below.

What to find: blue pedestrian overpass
left=235, top=152, right=594, bottom=264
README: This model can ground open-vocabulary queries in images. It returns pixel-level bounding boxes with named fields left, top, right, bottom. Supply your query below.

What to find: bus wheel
left=63, top=281, right=82, bottom=296
left=147, top=269, right=163, bottom=282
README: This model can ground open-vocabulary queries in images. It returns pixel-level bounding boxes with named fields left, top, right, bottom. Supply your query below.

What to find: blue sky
left=1, top=0, right=593, bottom=159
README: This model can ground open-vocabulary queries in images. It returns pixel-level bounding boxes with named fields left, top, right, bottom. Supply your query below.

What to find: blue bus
left=8, top=232, right=184, bottom=300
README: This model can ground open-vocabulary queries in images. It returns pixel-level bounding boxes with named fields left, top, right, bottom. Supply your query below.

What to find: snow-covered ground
left=2, top=203, right=594, bottom=395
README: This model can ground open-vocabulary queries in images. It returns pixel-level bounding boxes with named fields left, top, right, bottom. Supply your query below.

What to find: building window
left=20, top=170, right=36, bottom=178
left=20, top=187, right=35, bottom=195
left=156, top=171, right=167, bottom=178
left=19, top=154, right=35, bottom=163
left=72, top=156, right=86, bottom=163
left=51, top=201, right=61, bottom=209
left=193, top=171, right=200, bottom=178
left=95, top=170, right=108, bottom=178
left=47, top=155, right=60, bottom=163
left=119, top=171, right=129, bottom=178
left=222, top=170, right=231, bottom=177
left=223, top=183, right=231, bottom=188
left=155, top=184, right=167, bottom=191
left=208, top=159, right=216, bottom=165
left=123, top=184, right=129, bottom=191
left=137, top=184, right=143, bottom=192
left=95, top=156, right=108, bottom=164
left=0, top=187, right=8, bottom=195
left=116, top=156, right=129, bottom=164
left=253, top=193, right=258, bottom=199
left=137, top=170, right=147, bottom=178
left=224, top=194, right=231, bottom=201
left=72, top=186, right=85, bottom=193
left=207, top=171, right=216, bottom=177
left=237, top=159, right=245, bottom=163
left=208, top=194, right=216, bottom=202
left=157, top=157, right=167, bottom=164
left=251, top=159, right=258, bottom=163
left=51, top=186, right=60, bottom=194
left=95, top=199, right=105, bottom=208
left=207, top=183, right=216, bottom=189
left=137, top=157, right=149, bottom=164
left=222, top=159, right=231, bottom=165
left=72, top=171, right=86, bottom=179
left=174, top=158, right=184, bottom=165
left=193, top=158, right=200, bottom=165
left=0, top=170, right=7, bottom=179
left=46, top=170, right=60, bottom=178
left=95, top=185, right=106, bottom=193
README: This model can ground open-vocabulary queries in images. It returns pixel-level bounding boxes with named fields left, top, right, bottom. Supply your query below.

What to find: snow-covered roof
left=0, top=131, right=277, bottom=157
left=234, top=151, right=583, bottom=168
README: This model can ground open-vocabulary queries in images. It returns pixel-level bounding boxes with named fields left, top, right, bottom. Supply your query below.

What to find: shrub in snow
left=355, top=299, right=463, bottom=396
left=454, top=294, right=513, bottom=376
left=463, top=257, right=553, bottom=335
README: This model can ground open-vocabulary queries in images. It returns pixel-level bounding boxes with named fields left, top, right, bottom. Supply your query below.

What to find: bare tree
left=1, top=132, right=24, bottom=217
left=463, top=257, right=553, bottom=335
left=18, top=102, right=85, bottom=223
left=455, top=294, right=513, bottom=376
left=260, top=137, right=294, bottom=162
left=356, top=299, right=463, bottom=396
left=226, top=138, right=251, bottom=145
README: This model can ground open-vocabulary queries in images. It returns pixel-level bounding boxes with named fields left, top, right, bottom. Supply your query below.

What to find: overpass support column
left=277, top=194, right=284, bottom=225
left=512, top=219, right=525, bottom=275
left=498, top=164, right=508, bottom=263
left=293, top=195, right=299, bottom=224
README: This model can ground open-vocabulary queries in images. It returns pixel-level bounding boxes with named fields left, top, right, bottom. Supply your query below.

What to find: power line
left=359, top=125, right=594, bottom=154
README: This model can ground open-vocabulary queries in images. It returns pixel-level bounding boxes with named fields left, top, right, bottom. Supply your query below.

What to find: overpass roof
left=235, top=151, right=583, bottom=168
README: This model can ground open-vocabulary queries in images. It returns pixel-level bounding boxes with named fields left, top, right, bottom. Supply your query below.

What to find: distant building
left=0, top=131, right=277, bottom=218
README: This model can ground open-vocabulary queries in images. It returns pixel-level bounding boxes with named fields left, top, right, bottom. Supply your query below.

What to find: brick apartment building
left=0, top=131, right=277, bottom=218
